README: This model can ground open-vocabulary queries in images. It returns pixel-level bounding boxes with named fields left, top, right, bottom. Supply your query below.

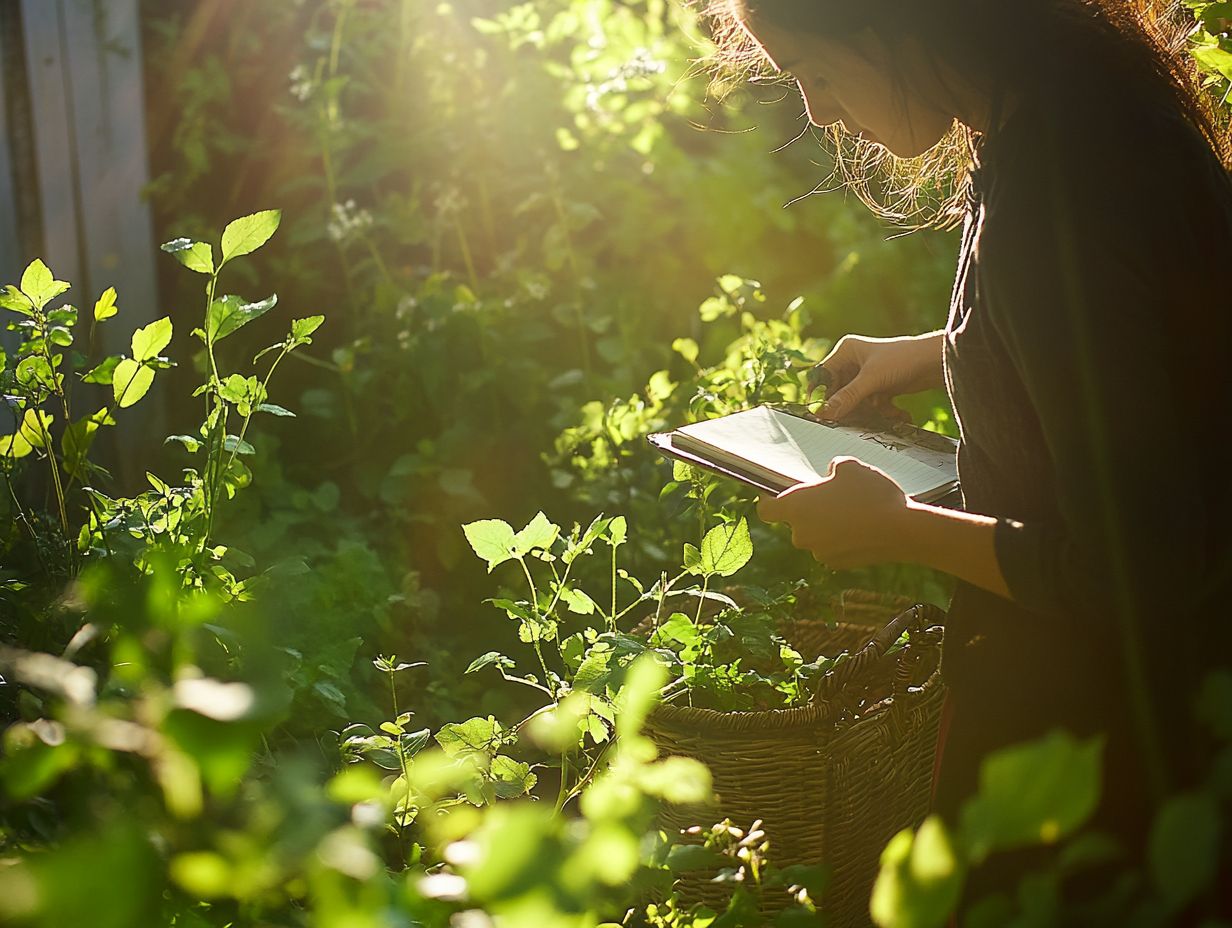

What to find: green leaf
left=958, top=731, right=1103, bottom=862
left=206, top=294, right=277, bottom=342
left=1149, top=791, right=1222, bottom=907
left=607, top=515, right=627, bottom=547
left=1193, top=42, right=1232, bottom=81
left=870, top=817, right=964, bottom=928
left=665, top=844, right=726, bottom=872
left=694, top=518, right=753, bottom=577
left=558, top=585, right=597, bottom=616
left=165, top=435, right=202, bottom=453
left=435, top=716, right=502, bottom=758
left=223, top=435, right=255, bottom=455
left=62, top=411, right=107, bottom=476
left=82, top=356, right=120, bottom=385
left=16, top=356, right=57, bottom=393
left=490, top=755, right=537, bottom=798
left=93, top=287, right=118, bottom=321
left=113, top=359, right=154, bottom=408
left=220, top=210, right=281, bottom=264
left=465, top=651, right=515, bottom=674
left=0, top=430, right=33, bottom=459
left=21, top=259, right=70, bottom=310
left=256, top=403, right=295, bottom=417
left=291, top=315, right=325, bottom=340
left=18, top=409, right=53, bottom=449
left=462, top=519, right=517, bottom=571
left=683, top=543, right=702, bottom=573
left=160, top=239, right=215, bottom=275
left=131, top=317, right=173, bottom=362
left=0, top=285, right=34, bottom=316
left=513, top=511, right=559, bottom=555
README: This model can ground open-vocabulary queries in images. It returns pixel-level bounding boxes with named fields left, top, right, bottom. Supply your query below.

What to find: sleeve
left=976, top=112, right=1224, bottom=623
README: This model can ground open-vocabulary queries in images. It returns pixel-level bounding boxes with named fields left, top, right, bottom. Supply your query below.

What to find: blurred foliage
left=2, top=0, right=1230, bottom=926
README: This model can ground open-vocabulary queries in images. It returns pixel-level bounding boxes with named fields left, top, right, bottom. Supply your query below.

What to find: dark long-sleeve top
left=940, top=79, right=1232, bottom=820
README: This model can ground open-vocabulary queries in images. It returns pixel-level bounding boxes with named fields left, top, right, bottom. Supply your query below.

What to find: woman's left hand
left=756, top=457, right=915, bottom=569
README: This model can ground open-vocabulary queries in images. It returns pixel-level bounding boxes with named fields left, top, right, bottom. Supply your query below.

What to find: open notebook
left=649, top=405, right=959, bottom=502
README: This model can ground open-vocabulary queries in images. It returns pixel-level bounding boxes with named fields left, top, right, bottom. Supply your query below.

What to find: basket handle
left=809, top=602, right=945, bottom=706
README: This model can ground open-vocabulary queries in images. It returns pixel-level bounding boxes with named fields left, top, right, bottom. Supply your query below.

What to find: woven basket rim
left=647, top=666, right=944, bottom=733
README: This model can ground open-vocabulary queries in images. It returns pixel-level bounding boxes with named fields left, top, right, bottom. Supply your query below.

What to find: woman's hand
left=810, top=332, right=946, bottom=421
left=756, top=457, right=914, bottom=569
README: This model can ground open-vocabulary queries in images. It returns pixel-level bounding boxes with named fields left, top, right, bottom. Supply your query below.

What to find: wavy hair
left=703, top=0, right=1231, bottom=229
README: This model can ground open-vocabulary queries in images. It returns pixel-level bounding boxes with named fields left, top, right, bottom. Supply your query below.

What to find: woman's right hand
left=810, top=331, right=946, bottom=421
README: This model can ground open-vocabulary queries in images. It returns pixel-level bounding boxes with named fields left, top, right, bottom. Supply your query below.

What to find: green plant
left=0, top=260, right=169, bottom=577
left=869, top=671, right=1232, bottom=928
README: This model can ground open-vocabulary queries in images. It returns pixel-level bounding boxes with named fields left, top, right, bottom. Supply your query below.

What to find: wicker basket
left=642, top=591, right=946, bottom=928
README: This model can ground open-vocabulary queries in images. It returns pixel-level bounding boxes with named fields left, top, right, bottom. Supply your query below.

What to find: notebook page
left=675, top=407, right=953, bottom=498
left=772, top=411, right=950, bottom=498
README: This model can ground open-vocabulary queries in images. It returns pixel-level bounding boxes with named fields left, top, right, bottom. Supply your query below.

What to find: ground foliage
left=1, top=0, right=1231, bottom=925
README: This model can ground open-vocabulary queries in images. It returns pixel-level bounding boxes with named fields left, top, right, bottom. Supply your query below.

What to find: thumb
left=820, top=373, right=875, bottom=420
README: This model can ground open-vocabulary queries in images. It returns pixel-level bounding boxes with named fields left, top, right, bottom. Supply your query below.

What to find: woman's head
left=739, top=18, right=965, bottom=158
left=707, top=0, right=1229, bottom=226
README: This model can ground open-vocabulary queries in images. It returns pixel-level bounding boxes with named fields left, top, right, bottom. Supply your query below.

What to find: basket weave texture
left=642, top=591, right=946, bottom=928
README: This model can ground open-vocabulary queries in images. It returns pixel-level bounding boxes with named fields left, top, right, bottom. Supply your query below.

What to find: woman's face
left=740, top=18, right=957, bottom=158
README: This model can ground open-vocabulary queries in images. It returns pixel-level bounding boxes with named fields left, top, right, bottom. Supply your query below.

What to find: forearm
left=895, top=501, right=1011, bottom=599
left=902, top=330, right=947, bottom=391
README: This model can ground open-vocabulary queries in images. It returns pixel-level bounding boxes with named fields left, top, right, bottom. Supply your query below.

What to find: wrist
left=892, top=501, right=938, bottom=565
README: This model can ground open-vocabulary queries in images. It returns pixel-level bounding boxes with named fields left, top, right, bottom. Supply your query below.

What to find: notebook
left=648, top=405, right=959, bottom=502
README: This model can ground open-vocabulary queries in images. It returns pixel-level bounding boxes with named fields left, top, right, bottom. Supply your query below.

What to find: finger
left=819, top=373, right=876, bottom=421
left=868, top=395, right=912, bottom=424
left=756, top=493, right=784, bottom=524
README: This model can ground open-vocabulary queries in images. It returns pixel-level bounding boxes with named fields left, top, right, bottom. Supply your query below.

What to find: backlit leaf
left=113, top=359, right=154, bottom=408
left=160, top=239, right=215, bottom=275
left=131, top=317, right=172, bottom=362
left=462, top=519, right=517, bottom=571
left=220, top=210, right=281, bottom=264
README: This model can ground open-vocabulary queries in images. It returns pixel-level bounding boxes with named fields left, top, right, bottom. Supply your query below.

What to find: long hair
left=703, top=0, right=1231, bottom=229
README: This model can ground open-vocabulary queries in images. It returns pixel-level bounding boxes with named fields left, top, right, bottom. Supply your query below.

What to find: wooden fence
left=2, top=0, right=162, bottom=480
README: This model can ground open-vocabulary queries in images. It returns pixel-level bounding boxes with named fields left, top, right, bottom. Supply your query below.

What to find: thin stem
left=454, top=220, right=479, bottom=292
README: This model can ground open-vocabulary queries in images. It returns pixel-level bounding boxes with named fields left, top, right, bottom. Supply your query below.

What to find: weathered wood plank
left=0, top=27, right=20, bottom=283
left=61, top=0, right=159, bottom=358
left=20, top=0, right=82, bottom=287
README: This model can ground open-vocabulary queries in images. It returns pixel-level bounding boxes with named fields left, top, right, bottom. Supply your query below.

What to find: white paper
left=675, top=407, right=955, bottom=498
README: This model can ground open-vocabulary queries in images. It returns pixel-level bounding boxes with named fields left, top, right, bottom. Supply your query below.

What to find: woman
left=714, top=0, right=1232, bottom=880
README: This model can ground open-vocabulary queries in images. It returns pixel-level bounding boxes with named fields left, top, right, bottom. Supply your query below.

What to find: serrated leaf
left=160, top=239, right=215, bottom=275
left=514, top=511, right=559, bottom=554
left=695, top=518, right=753, bottom=577
left=131, top=317, right=172, bottom=362
left=435, top=717, right=501, bottom=758
left=256, top=403, right=295, bottom=417
left=489, top=755, right=537, bottom=798
left=113, top=359, right=154, bottom=408
left=558, top=585, right=597, bottom=616
left=207, top=294, right=277, bottom=342
left=220, top=210, right=281, bottom=264
left=462, top=519, right=517, bottom=571
left=291, top=315, right=324, bottom=340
